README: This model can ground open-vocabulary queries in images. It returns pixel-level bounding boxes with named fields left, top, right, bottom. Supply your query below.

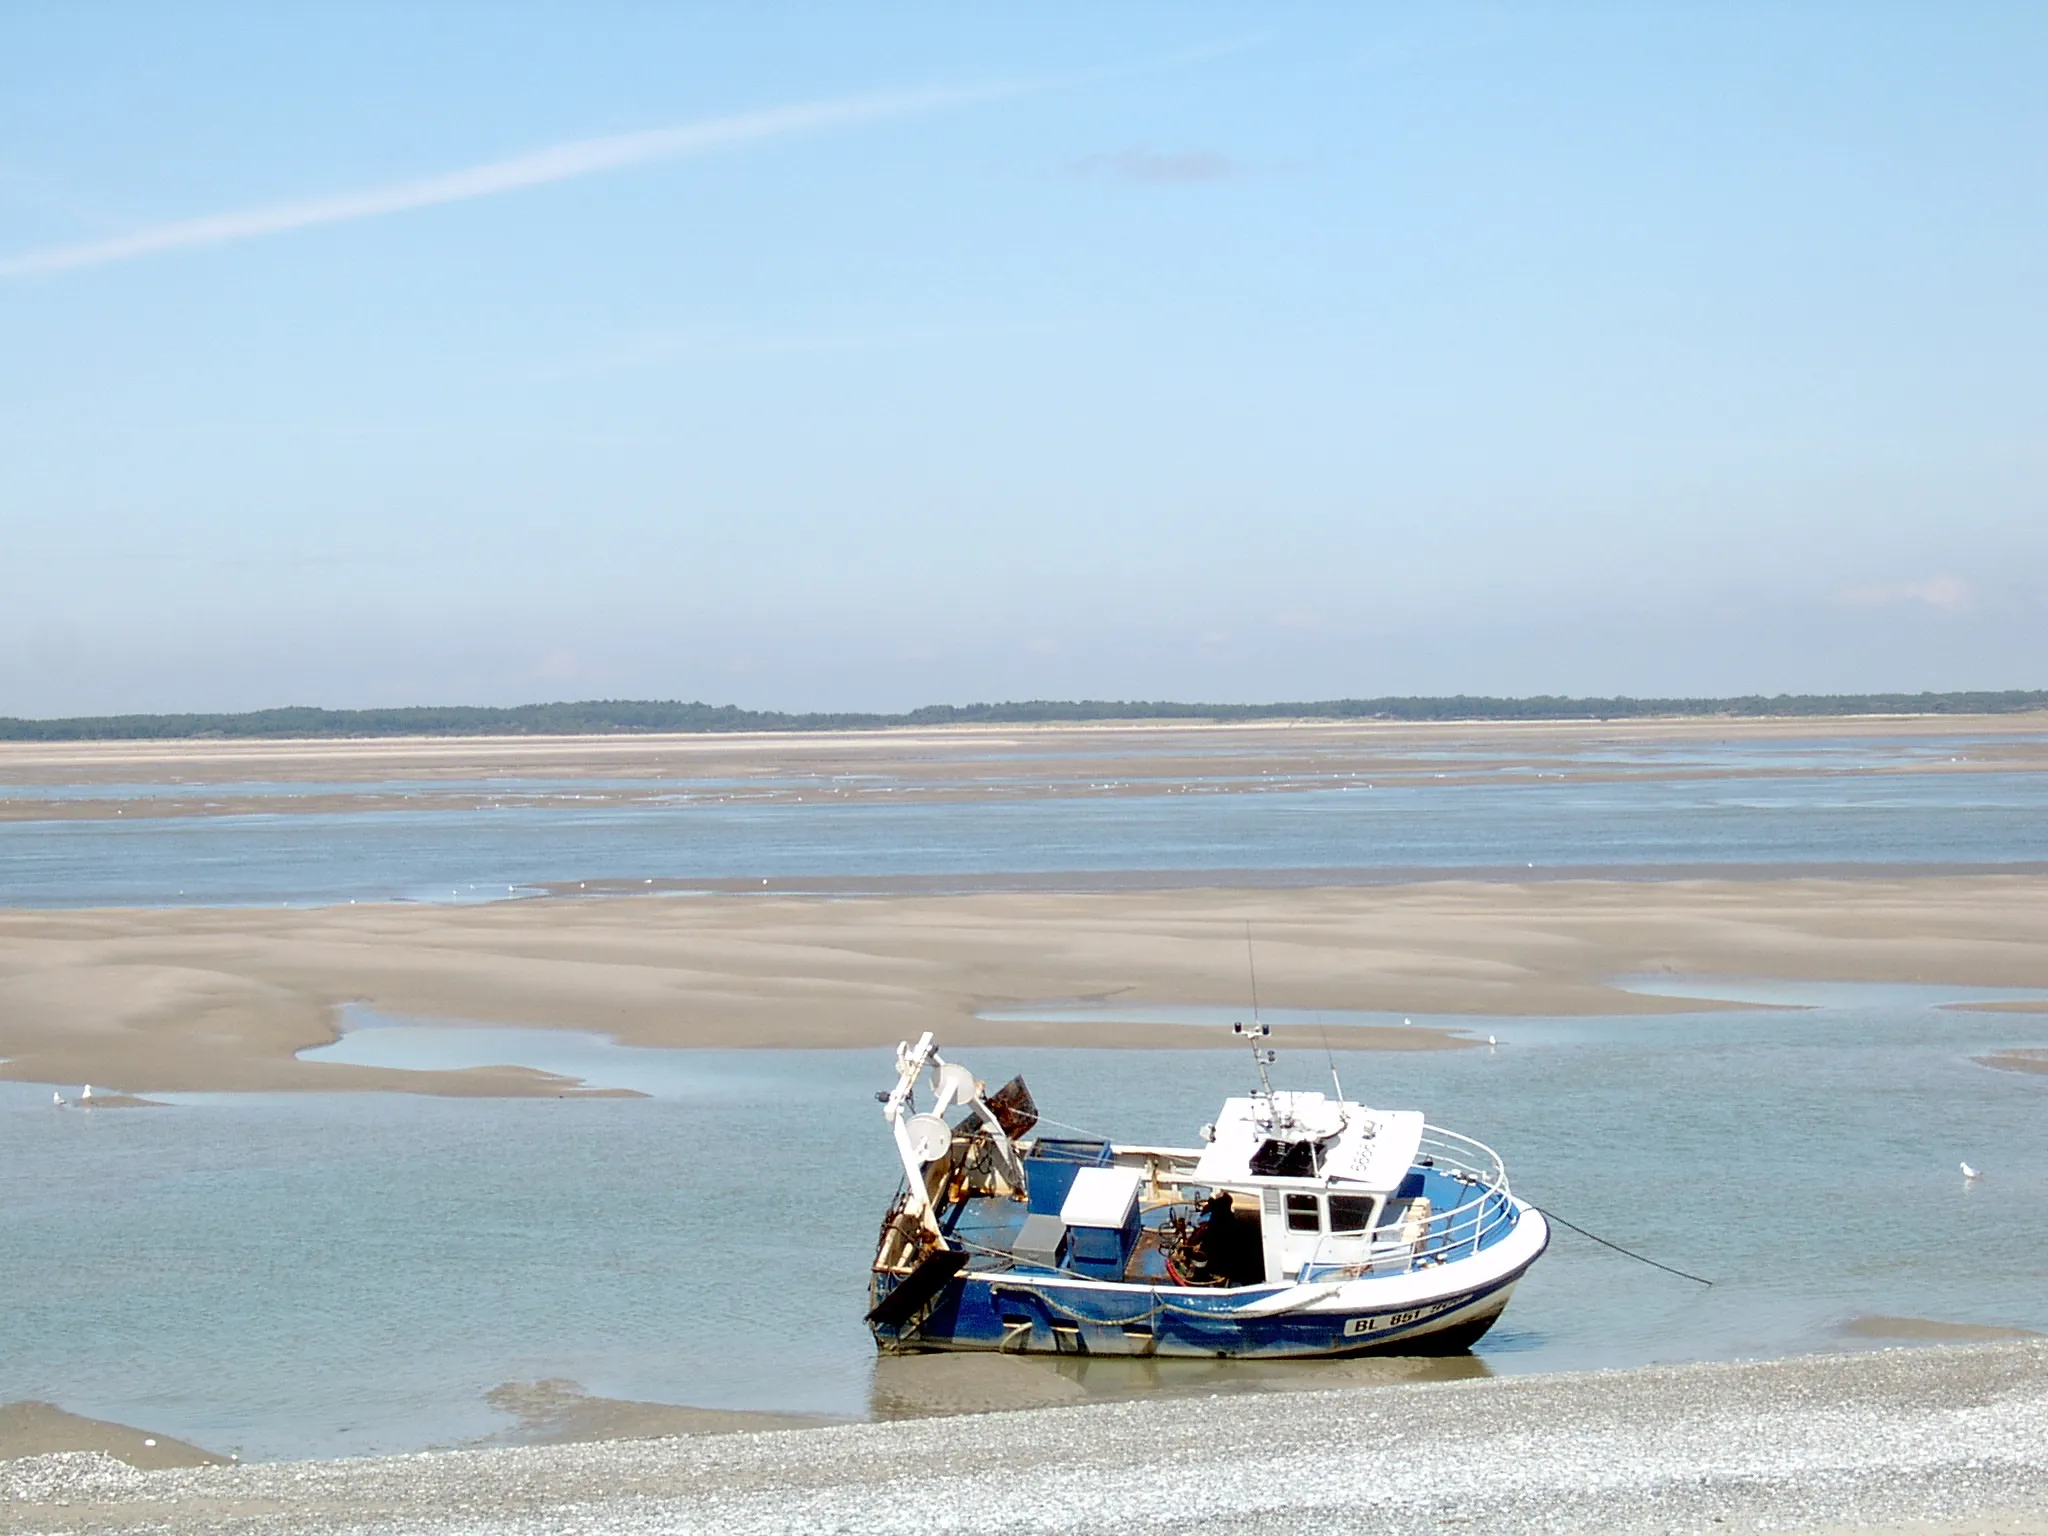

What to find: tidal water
left=5, top=765, right=2048, bottom=907
left=4, top=730, right=2047, bottom=1459
left=4, top=984, right=2045, bottom=1461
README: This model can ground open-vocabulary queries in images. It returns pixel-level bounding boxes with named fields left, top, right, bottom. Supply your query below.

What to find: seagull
left=81, top=1083, right=92, bottom=1102
left=1487, top=1035, right=1498, bottom=1047
left=1961, top=1161, right=1980, bottom=1181
left=52, top=1090, right=67, bottom=1108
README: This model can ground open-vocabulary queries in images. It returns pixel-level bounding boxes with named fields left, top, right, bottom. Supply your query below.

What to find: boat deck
left=938, top=1139, right=1517, bottom=1287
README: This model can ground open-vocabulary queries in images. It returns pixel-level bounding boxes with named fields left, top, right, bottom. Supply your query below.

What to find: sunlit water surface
left=6, top=734, right=2047, bottom=1455
left=6, top=768, right=2048, bottom=906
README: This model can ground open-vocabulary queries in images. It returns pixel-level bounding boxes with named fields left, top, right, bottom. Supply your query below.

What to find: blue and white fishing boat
left=868, top=1029, right=1548, bottom=1357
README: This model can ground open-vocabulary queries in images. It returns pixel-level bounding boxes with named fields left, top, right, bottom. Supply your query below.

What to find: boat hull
left=871, top=1234, right=1544, bottom=1360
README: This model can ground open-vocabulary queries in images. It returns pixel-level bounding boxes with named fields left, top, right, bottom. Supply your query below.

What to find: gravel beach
left=8, top=1342, right=2046, bottom=1535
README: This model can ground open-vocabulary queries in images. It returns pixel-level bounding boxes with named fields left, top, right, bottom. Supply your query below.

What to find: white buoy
left=1961, top=1161, right=1980, bottom=1180
left=1487, top=1035, right=1498, bottom=1047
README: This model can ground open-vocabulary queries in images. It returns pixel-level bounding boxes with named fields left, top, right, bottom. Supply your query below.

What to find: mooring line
left=1534, top=1206, right=1714, bottom=1287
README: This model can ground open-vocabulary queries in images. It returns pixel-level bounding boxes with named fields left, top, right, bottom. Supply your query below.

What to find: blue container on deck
left=1022, top=1139, right=1113, bottom=1215
left=1059, top=1165, right=1145, bottom=1279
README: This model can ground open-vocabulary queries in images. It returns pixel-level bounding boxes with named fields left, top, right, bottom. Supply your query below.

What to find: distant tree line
left=1, top=691, right=2043, bottom=742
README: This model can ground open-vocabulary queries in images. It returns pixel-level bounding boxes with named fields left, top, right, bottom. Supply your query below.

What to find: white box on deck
left=1060, top=1166, right=1143, bottom=1229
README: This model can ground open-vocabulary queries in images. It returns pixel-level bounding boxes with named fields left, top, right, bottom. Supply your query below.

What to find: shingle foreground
left=7, top=1342, right=2047, bottom=1535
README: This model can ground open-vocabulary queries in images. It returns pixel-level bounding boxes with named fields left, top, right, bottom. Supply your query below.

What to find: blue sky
left=3, top=4, right=2044, bottom=714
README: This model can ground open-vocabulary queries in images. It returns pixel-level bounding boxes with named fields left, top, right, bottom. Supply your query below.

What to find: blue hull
left=869, top=1265, right=1530, bottom=1359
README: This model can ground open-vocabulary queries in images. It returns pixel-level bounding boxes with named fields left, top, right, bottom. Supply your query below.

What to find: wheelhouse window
left=1284, top=1193, right=1322, bottom=1233
left=1327, top=1194, right=1376, bottom=1233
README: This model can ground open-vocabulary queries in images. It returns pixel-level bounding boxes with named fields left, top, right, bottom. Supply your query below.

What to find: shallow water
left=5, top=984, right=2045, bottom=1461
left=7, top=730, right=2048, bottom=1457
left=5, top=768, right=2048, bottom=907
left=977, top=1002, right=1414, bottom=1029
left=1612, top=975, right=2048, bottom=1009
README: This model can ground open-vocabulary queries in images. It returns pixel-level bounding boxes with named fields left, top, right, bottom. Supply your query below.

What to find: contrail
left=0, top=81, right=1017, bottom=278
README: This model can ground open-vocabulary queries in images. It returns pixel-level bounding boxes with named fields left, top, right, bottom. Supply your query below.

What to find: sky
left=3, top=4, right=2045, bottom=715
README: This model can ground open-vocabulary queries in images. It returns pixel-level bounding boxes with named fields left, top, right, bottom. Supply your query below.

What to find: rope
left=1025, top=1111, right=1118, bottom=1143
left=1534, top=1205, right=1713, bottom=1287
left=994, top=1279, right=1289, bottom=1328
left=992, top=1282, right=1163, bottom=1330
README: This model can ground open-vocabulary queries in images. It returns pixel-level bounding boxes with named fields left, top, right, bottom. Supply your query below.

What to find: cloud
left=0, top=37, right=1273, bottom=280
left=1837, top=576, right=1975, bottom=613
left=0, top=82, right=1020, bottom=279
left=1073, top=148, right=1240, bottom=184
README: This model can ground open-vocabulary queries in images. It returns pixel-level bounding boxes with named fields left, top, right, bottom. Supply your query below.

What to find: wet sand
left=865, top=1347, right=1491, bottom=1419
left=0, top=1403, right=221, bottom=1471
left=7, top=1342, right=2045, bottom=1534
left=1841, top=1315, right=2044, bottom=1343
left=6, top=874, right=2048, bottom=1094
left=478, top=1380, right=834, bottom=1444
left=0, top=1353, right=1492, bottom=1476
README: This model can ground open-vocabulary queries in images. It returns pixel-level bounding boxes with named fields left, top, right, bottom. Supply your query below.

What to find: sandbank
left=478, top=1380, right=832, bottom=1444
left=0, top=1403, right=220, bottom=1471
left=1, top=714, right=2043, bottom=823
left=1841, top=1315, right=2044, bottom=1343
left=5, top=875, right=2048, bottom=1094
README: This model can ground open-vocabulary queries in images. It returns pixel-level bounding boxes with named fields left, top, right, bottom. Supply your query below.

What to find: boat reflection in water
left=867, top=1029, right=1548, bottom=1359
left=865, top=1338, right=1495, bottom=1420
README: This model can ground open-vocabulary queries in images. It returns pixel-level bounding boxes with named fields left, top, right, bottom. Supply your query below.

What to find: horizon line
left=4, top=689, right=2044, bottom=741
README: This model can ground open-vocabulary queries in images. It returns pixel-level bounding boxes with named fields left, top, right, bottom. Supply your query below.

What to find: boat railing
left=1299, top=1124, right=1520, bottom=1281
left=1403, top=1125, right=1519, bottom=1265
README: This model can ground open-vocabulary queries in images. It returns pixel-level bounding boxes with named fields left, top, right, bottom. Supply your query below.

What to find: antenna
left=1319, top=1014, right=1343, bottom=1102
left=1244, top=921, right=1260, bottom=1025
left=1232, top=1019, right=1275, bottom=1095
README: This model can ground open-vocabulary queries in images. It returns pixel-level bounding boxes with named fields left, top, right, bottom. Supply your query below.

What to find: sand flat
left=478, top=1380, right=835, bottom=1443
left=0, top=1403, right=221, bottom=1471
left=5, top=875, right=2048, bottom=1094
left=1841, top=1315, right=2045, bottom=1343
left=3, top=712, right=2044, bottom=793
